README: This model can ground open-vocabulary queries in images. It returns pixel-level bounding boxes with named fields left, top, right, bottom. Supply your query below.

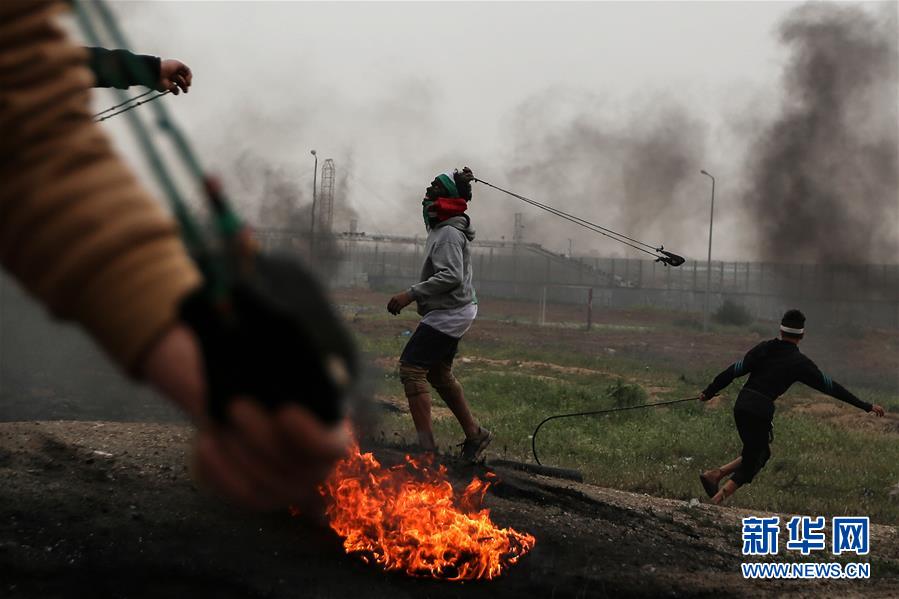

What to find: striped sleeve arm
left=800, top=361, right=872, bottom=412
left=86, top=47, right=161, bottom=89
left=702, top=344, right=760, bottom=397
left=701, top=364, right=738, bottom=398
left=0, top=1, right=201, bottom=374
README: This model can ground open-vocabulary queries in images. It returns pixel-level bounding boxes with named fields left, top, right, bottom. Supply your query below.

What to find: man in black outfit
left=698, top=309, right=885, bottom=505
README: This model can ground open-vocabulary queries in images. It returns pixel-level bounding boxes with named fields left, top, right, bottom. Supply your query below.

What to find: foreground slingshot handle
left=181, top=252, right=358, bottom=425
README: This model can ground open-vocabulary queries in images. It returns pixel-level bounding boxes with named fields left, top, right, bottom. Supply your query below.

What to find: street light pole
left=310, top=149, right=318, bottom=245
left=700, top=169, right=715, bottom=332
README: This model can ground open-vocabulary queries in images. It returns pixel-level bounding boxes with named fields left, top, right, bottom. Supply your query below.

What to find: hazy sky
left=72, top=1, right=896, bottom=261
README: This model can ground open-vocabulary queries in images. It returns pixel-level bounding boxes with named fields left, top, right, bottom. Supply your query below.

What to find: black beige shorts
left=399, top=323, right=460, bottom=369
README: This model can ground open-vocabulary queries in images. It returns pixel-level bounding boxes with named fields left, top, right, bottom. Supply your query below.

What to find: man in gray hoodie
left=387, top=168, right=494, bottom=462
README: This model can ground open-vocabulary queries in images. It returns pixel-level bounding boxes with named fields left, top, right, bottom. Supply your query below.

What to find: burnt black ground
left=1, top=421, right=897, bottom=598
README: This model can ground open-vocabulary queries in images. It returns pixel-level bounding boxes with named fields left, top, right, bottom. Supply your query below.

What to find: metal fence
left=260, top=231, right=899, bottom=329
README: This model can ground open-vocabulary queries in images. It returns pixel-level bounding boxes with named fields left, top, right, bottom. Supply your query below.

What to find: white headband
left=780, top=325, right=804, bottom=335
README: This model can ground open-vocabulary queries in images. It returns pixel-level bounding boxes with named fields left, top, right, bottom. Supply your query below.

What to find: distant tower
left=318, top=158, right=336, bottom=233
left=513, top=212, right=524, bottom=244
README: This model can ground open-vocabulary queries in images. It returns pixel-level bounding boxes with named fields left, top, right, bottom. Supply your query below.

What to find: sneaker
left=459, top=428, right=494, bottom=463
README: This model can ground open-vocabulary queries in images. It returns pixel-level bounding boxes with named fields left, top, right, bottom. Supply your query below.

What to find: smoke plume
left=488, top=92, right=708, bottom=258
left=741, top=3, right=899, bottom=265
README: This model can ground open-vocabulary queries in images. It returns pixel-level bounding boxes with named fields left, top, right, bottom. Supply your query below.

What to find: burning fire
left=315, top=443, right=536, bottom=581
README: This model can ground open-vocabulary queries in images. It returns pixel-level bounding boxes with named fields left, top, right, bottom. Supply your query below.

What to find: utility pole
left=700, top=169, right=715, bottom=332
left=310, top=149, right=318, bottom=245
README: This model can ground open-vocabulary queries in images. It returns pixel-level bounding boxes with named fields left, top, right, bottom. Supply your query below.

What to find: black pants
left=731, top=407, right=773, bottom=486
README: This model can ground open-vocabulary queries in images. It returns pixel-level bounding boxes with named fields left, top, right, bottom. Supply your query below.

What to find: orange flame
left=318, top=443, right=536, bottom=581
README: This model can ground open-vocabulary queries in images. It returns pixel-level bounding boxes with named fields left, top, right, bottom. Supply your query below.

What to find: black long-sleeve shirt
left=703, top=338, right=872, bottom=419
left=86, top=47, right=160, bottom=90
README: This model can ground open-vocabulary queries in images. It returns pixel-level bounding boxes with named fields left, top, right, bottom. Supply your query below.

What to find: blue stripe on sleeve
left=823, top=374, right=833, bottom=393
left=734, top=360, right=743, bottom=376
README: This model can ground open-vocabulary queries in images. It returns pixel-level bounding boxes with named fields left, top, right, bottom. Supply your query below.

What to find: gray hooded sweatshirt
left=409, top=216, right=477, bottom=315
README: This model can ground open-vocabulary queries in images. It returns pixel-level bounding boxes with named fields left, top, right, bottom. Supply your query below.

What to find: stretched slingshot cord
left=474, top=178, right=686, bottom=267
left=531, top=396, right=700, bottom=465
left=93, top=89, right=171, bottom=122
left=75, top=0, right=231, bottom=294
left=72, top=0, right=360, bottom=429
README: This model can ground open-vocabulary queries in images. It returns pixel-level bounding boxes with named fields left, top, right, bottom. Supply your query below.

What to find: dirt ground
left=2, top=421, right=898, bottom=598
left=2, top=289, right=896, bottom=596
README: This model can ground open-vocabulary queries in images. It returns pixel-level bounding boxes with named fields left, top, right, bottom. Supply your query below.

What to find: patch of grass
left=748, top=322, right=770, bottom=337
left=606, top=378, right=648, bottom=408
left=713, top=299, right=753, bottom=327
left=862, top=388, right=899, bottom=411
left=673, top=318, right=703, bottom=331
left=350, top=305, right=899, bottom=524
